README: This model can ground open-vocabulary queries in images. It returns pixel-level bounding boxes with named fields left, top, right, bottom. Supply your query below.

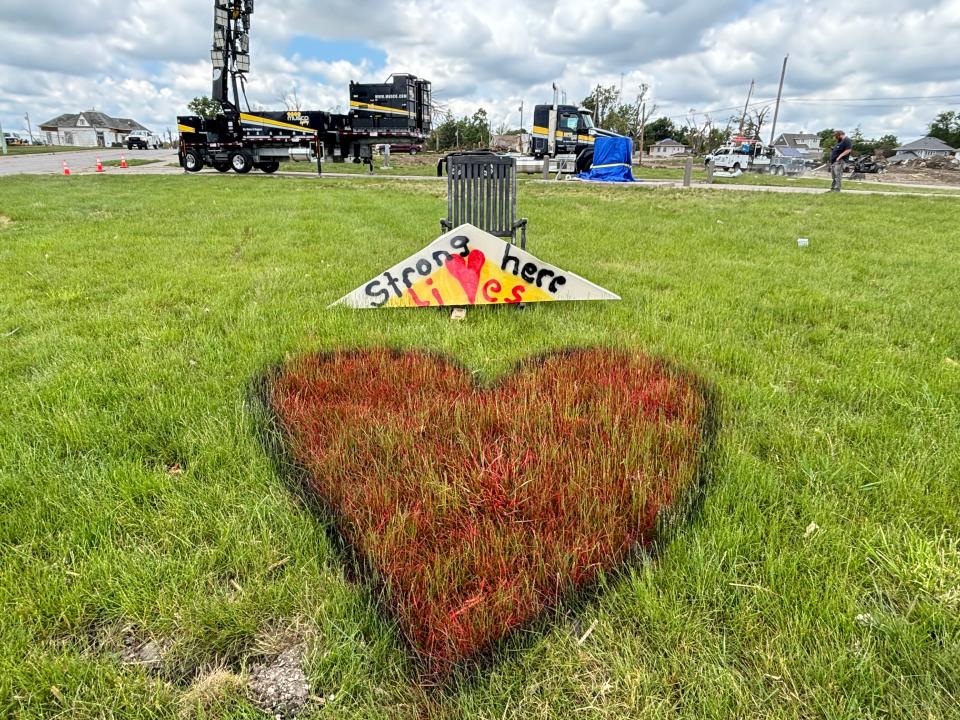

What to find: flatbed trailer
left=178, top=1, right=431, bottom=174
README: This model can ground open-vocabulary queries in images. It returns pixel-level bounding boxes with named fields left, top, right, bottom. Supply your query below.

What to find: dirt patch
left=247, top=645, right=312, bottom=718
left=121, top=634, right=173, bottom=674
left=0, top=214, right=13, bottom=228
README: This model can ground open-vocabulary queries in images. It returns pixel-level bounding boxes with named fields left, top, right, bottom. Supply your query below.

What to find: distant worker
left=829, top=130, right=853, bottom=192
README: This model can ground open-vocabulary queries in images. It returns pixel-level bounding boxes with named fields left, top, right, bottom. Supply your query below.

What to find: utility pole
left=0, top=119, right=6, bottom=155
left=738, top=80, right=754, bottom=136
left=638, top=102, right=645, bottom=166
left=768, top=55, right=789, bottom=147
left=519, top=100, right=524, bottom=132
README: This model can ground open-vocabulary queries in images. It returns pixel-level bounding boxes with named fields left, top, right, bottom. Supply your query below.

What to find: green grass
left=280, top=155, right=440, bottom=177
left=1, top=175, right=958, bottom=718
left=631, top=165, right=960, bottom=195
left=1, top=145, right=79, bottom=156
left=102, top=159, right=160, bottom=168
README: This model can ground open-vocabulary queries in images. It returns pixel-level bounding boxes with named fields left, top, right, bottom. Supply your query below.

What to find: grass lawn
left=102, top=159, right=160, bottom=168
left=1, top=145, right=79, bottom=157
left=632, top=165, right=960, bottom=195
left=1, top=175, right=958, bottom=718
left=279, top=153, right=440, bottom=177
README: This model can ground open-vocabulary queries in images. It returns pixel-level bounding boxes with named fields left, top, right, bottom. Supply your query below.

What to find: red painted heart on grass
left=444, top=249, right=486, bottom=304
left=267, top=349, right=710, bottom=677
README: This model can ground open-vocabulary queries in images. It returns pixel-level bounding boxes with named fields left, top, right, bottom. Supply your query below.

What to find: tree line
left=185, top=93, right=957, bottom=157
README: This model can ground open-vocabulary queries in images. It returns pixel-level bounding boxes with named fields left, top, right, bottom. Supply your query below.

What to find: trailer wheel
left=258, top=161, right=280, bottom=174
left=183, top=150, right=204, bottom=173
left=230, top=152, right=253, bottom=174
left=213, top=160, right=231, bottom=173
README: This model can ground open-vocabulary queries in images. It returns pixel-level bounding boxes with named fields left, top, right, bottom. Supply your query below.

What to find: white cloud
left=0, top=0, right=957, bottom=142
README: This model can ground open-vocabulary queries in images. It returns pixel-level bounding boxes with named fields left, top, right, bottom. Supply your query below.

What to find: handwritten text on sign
left=332, top=224, right=620, bottom=309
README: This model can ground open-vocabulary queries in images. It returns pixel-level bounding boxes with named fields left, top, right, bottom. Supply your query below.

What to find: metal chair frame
left=439, top=151, right=527, bottom=250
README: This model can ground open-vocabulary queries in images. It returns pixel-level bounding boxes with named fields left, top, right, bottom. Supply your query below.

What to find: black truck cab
left=531, top=104, right=597, bottom=158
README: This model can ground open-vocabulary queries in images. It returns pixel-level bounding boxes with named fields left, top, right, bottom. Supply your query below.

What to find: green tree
left=643, top=117, right=677, bottom=149
left=818, top=128, right=837, bottom=163
left=581, top=85, right=621, bottom=127
left=187, top=96, right=222, bottom=119
left=929, top=111, right=960, bottom=148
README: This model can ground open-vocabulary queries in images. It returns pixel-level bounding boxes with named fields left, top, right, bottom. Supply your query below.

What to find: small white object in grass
left=450, top=308, right=467, bottom=321
left=798, top=238, right=810, bottom=248
left=577, top=619, right=598, bottom=645
left=855, top=613, right=875, bottom=627
left=805, top=522, right=820, bottom=538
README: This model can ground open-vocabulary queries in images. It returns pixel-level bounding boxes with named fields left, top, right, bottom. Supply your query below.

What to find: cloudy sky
left=1, top=0, right=958, bottom=143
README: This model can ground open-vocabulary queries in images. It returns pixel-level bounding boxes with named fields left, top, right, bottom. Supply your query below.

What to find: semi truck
left=518, top=102, right=623, bottom=174
left=177, top=1, right=431, bottom=174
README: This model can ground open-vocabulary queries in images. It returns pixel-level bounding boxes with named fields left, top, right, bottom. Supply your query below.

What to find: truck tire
left=230, top=152, right=253, bottom=174
left=575, top=148, right=594, bottom=174
left=258, top=161, right=280, bottom=174
left=213, top=160, right=231, bottom=173
left=732, top=162, right=742, bottom=173
left=183, top=149, right=204, bottom=173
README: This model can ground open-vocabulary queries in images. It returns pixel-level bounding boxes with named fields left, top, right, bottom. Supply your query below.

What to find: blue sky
left=1, top=0, right=958, bottom=144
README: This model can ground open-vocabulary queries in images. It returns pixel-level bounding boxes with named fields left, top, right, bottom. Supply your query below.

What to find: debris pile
left=888, top=155, right=959, bottom=171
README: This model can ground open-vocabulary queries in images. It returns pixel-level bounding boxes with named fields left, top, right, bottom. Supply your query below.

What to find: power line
left=658, top=92, right=960, bottom=121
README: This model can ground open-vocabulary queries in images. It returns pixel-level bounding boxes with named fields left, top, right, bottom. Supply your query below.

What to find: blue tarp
left=579, top=136, right=635, bottom=182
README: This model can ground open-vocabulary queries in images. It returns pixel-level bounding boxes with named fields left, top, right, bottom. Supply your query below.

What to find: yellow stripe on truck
left=532, top=126, right=549, bottom=137
left=177, top=124, right=196, bottom=134
left=239, top=113, right=318, bottom=134
left=349, top=100, right=410, bottom=116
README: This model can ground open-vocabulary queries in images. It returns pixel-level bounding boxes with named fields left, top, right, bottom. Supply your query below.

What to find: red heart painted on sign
left=444, top=249, right=486, bottom=304
left=267, top=349, right=711, bottom=677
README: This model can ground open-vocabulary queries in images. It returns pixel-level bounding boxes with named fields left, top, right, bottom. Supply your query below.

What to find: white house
left=771, top=132, right=822, bottom=161
left=649, top=138, right=690, bottom=157
left=889, top=136, right=957, bottom=163
left=38, top=111, right=149, bottom=148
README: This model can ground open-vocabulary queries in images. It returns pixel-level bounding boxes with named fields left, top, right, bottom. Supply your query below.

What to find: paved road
left=0, top=148, right=177, bottom=176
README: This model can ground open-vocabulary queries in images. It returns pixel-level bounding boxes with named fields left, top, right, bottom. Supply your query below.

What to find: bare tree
left=282, top=86, right=302, bottom=112
left=743, top=105, right=771, bottom=140
left=684, top=111, right=714, bottom=154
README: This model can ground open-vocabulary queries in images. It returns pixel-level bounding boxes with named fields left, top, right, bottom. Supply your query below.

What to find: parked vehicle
left=3, top=132, right=26, bottom=146
left=705, top=138, right=809, bottom=176
left=844, top=155, right=885, bottom=174
left=386, top=143, right=423, bottom=154
left=178, top=0, right=431, bottom=175
left=127, top=130, right=161, bottom=150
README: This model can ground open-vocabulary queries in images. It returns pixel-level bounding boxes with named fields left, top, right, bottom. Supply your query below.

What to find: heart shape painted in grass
left=268, top=349, right=710, bottom=676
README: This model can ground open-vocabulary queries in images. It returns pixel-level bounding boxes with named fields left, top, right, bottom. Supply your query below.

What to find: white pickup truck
left=705, top=138, right=809, bottom=176
left=126, top=130, right=161, bottom=150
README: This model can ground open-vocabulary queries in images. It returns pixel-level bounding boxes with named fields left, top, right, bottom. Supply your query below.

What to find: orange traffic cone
left=62, top=160, right=71, bottom=176
left=120, top=154, right=128, bottom=169
left=96, top=157, right=105, bottom=173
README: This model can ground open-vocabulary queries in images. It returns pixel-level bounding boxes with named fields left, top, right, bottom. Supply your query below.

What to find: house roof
left=775, top=147, right=808, bottom=158
left=774, top=133, right=820, bottom=148
left=895, top=136, right=956, bottom=152
left=39, top=111, right=148, bottom=132
left=654, top=138, right=687, bottom=147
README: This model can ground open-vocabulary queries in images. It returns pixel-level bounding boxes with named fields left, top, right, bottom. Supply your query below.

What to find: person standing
left=830, top=130, right=853, bottom=192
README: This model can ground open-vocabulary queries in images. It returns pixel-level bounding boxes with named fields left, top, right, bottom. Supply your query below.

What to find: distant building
left=771, top=132, right=822, bottom=160
left=889, top=136, right=957, bottom=163
left=649, top=138, right=690, bottom=157
left=38, top=111, right=149, bottom=148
